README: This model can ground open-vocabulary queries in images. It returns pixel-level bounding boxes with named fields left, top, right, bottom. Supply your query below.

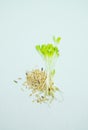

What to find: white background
left=0, top=0, right=88, bottom=130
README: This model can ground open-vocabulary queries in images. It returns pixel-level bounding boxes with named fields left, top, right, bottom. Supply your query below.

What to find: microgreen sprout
left=35, top=36, right=61, bottom=101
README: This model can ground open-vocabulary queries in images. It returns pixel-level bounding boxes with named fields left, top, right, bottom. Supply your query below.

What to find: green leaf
left=53, top=36, right=56, bottom=43
left=53, top=36, right=61, bottom=44
left=56, top=37, right=61, bottom=43
left=51, top=69, right=55, bottom=76
left=36, top=45, right=40, bottom=51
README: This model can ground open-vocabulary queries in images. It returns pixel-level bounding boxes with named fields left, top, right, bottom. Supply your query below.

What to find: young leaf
left=56, top=37, right=61, bottom=43
left=53, top=36, right=61, bottom=44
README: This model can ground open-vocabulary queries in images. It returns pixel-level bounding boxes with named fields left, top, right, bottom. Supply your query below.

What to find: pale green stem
left=45, top=57, right=54, bottom=95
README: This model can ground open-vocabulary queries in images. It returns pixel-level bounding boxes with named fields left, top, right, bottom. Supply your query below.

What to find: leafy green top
left=35, top=36, right=61, bottom=59
left=36, top=44, right=59, bottom=58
